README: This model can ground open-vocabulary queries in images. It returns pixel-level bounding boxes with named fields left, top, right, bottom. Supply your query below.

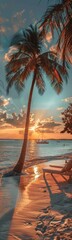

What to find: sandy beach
left=0, top=153, right=72, bottom=240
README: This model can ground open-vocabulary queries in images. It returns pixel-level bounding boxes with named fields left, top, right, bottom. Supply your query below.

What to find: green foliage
left=61, top=103, right=72, bottom=134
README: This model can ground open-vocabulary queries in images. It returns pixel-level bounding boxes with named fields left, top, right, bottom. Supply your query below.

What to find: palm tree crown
left=6, top=25, right=67, bottom=95
left=40, top=0, right=72, bottom=65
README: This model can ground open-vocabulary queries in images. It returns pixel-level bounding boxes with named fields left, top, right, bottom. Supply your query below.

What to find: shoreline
left=25, top=151, right=72, bottom=168
left=0, top=152, right=72, bottom=175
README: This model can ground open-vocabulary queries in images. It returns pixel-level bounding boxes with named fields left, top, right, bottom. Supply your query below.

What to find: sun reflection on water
left=33, top=165, right=40, bottom=179
left=26, top=140, right=39, bottom=162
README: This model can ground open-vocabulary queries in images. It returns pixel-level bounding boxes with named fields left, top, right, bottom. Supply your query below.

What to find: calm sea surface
left=0, top=139, right=72, bottom=170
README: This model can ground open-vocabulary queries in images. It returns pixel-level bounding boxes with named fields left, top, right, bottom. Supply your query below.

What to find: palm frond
left=14, top=80, right=25, bottom=94
left=57, top=17, right=72, bottom=64
left=19, top=58, right=35, bottom=82
left=6, top=25, right=42, bottom=94
left=10, top=25, right=42, bottom=56
left=10, top=31, right=25, bottom=46
left=39, top=0, right=72, bottom=38
left=40, top=51, right=68, bottom=94
left=36, top=67, right=45, bottom=95
left=6, top=57, right=29, bottom=75
left=6, top=70, right=24, bottom=94
left=39, top=3, right=65, bottom=37
left=6, top=56, right=36, bottom=94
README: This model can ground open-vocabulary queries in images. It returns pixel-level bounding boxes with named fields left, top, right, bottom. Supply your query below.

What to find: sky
left=0, top=0, right=72, bottom=139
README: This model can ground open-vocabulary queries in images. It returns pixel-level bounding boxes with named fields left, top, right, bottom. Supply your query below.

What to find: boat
left=36, top=140, right=49, bottom=144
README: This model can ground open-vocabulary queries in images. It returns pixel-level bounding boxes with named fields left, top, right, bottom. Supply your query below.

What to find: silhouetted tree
left=61, top=103, right=72, bottom=134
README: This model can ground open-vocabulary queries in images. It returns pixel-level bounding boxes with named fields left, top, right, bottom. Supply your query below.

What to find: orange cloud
left=0, top=26, right=6, bottom=33
left=4, top=46, right=18, bottom=62
left=45, top=32, right=52, bottom=42
left=0, top=96, right=11, bottom=107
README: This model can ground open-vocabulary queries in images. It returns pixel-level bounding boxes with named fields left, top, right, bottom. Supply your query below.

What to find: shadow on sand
left=0, top=171, right=30, bottom=240
left=43, top=173, right=72, bottom=217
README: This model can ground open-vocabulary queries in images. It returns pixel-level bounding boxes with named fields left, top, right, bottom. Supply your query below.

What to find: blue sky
left=0, top=0, right=72, bottom=139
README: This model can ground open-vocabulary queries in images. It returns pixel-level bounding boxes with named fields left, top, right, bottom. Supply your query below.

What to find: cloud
left=11, top=10, right=26, bottom=33
left=43, top=32, right=52, bottom=49
left=62, top=97, right=72, bottom=103
left=42, top=121, right=60, bottom=128
left=29, top=113, right=35, bottom=125
left=38, top=129, right=54, bottom=133
left=0, top=96, right=11, bottom=107
left=6, top=111, right=26, bottom=128
left=0, top=110, right=25, bottom=128
left=45, top=32, right=52, bottom=43
left=13, top=9, right=25, bottom=18
left=0, top=108, right=35, bottom=129
left=0, top=10, right=26, bottom=40
left=0, top=109, right=7, bottom=126
left=4, top=46, right=18, bottom=62
left=0, top=26, right=6, bottom=33
left=0, top=105, right=61, bottom=134
left=36, top=117, right=61, bottom=133
left=57, top=107, right=64, bottom=111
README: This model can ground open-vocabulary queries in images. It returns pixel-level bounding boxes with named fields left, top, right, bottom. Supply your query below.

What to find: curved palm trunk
left=13, top=72, right=36, bottom=173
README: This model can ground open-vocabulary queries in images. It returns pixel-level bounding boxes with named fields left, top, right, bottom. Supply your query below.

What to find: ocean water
left=0, top=139, right=72, bottom=171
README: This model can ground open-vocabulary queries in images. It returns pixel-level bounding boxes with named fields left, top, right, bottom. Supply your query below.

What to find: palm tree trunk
left=13, top=71, right=36, bottom=173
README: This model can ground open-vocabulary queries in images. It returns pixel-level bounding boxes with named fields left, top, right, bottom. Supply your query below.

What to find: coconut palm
left=40, top=0, right=72, bottom=65
left=6, top=25, right=67, bottom=174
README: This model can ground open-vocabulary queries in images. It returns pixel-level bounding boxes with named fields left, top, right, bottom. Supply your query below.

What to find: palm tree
left=6, top=25, right=67, bottom=174
left=39, top=0, right=72, bottom=65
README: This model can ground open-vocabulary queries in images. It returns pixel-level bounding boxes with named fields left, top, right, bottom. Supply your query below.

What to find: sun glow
left=30, top=125, right=37, bottom=132
left=29, top=119, right=40, bottom=132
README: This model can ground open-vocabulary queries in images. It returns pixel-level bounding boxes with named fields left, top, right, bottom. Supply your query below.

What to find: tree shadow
left=0, top=175, right=21, bottom=240
left=43, top=173, right=72, bottom=217
left=0, top=171, right=31, bottom=240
